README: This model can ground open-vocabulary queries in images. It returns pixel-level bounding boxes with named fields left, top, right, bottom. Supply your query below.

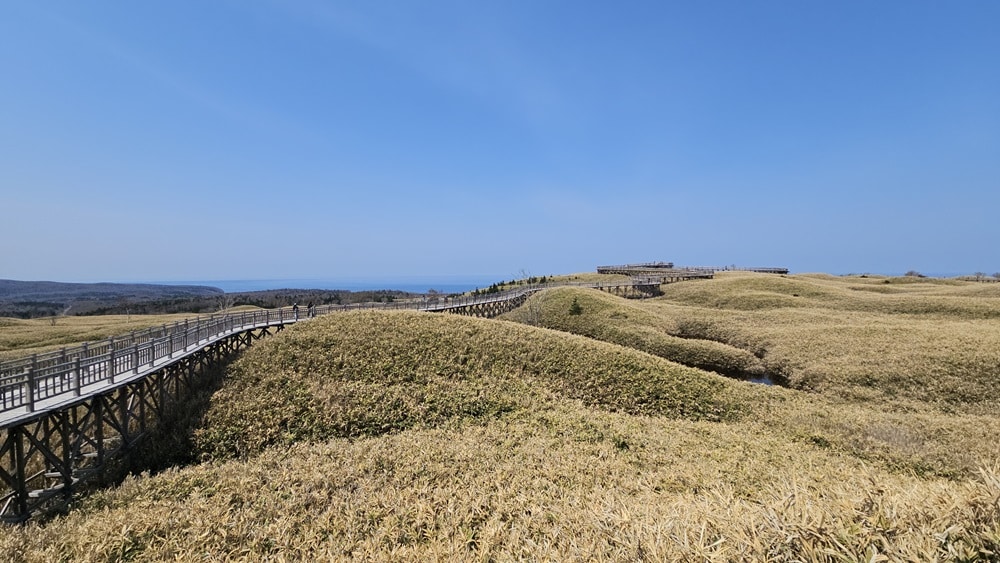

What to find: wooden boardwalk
left=597, top=263, right=788, bottom=276
left=0, top=266, right=782, bottom=521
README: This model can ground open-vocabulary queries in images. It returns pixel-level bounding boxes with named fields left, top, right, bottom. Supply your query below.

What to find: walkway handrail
left=597, top=265, right=789, bottom=275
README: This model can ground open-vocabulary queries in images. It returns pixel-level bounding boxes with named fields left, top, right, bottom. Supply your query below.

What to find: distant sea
left=151, top=277, right=504, bottom=294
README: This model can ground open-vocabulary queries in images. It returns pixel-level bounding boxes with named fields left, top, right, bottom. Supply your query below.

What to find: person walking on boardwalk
left=292, top=302, right=299, bottom=321
left=307, top=302, right=315, bottom=318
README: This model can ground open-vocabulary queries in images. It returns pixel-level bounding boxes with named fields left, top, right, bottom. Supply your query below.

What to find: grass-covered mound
left=660, top=271, right=1000, bottom=318
left=1, top=298, right=999, bottom=560
left=502, top=275, right=1000, bottom=478
left=3, top=404, right=998, bottom=561
left=193, top=310, right=752, bottom=460
left=507, top=273, right=1000, bottom=413
left=504, top=287, right=772, bottom=381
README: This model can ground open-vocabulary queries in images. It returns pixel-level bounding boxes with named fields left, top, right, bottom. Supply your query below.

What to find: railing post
left=108, top=337, right=116, bottom=383
left=25, top=355, right=37, bottom=412
left=73, top=356, right=82, bottom=397
left=80, top=342, right=89, bottom=384
left=132, top=342, right=139, bottom=374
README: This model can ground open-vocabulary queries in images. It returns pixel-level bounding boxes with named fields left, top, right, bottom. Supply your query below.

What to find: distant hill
left=0, top=279, right=420, bottom=318
left=78, top=288, right=418, bottom=316
left=0, top=279, right=223, bottom=318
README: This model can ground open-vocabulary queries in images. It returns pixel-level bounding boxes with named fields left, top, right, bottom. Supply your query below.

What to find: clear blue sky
left=2, top=1, right=998, bottom=283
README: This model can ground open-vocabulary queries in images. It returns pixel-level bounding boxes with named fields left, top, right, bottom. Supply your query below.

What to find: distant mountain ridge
left=0, top=279, right=419, bottom=319
left=0, top=279, right=223, bottom=318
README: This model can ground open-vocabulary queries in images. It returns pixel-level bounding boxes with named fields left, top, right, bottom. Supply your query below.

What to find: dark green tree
left=569, top=297, right=583, bottom=316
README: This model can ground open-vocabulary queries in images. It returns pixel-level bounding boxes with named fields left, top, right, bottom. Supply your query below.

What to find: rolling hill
left=0, top=273, right=998, bottom=560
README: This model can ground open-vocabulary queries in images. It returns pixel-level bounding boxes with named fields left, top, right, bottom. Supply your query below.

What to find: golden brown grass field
left=1, top=272, right=999, bottom=561
left=0, top=313, right=201, bottom=362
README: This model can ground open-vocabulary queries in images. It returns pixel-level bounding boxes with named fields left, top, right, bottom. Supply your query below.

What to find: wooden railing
left=597, top=264, right=789, bottom=276
left=680, top=266, right=790, bottom=275
left=596, top=261, right=674, bottom=272
left=0, top=308, right=300, bottom=417
left=955, top=276, right=1000, bottom=283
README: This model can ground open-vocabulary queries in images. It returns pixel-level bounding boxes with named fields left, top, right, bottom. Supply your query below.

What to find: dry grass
left=651, top=274, right=1000, bottom=412
left=0, top=313, right=194, bottom=361
left=505, top=273, right=1000, bottom=412
left=661, top=271, right=1000, bottom=318
left=502, top=275, right=1000, bottom=479
left=540, top=272, right=632, bottom=284
left=1, top=274, right=998, bottom=560
left=193, top=311, right=748, bottom=460
left=1, top=404, right=997, bottom=561
left=503, top=287, right=769, bottom=381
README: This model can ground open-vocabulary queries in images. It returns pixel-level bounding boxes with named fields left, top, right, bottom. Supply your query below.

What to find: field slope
left=1, top=276, right=999, bottom=560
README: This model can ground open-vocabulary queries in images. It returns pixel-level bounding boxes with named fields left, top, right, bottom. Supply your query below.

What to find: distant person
left=307, top=302, right=315, bottom=318
left=292, top=303, right=299, bottom=321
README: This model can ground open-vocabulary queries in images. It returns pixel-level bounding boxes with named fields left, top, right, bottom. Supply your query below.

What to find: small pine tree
left=569, top=297, right=583, bottom=315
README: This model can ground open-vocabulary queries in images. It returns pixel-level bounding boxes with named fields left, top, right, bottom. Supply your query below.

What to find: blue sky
left=2, top=1, right=998, bottom=283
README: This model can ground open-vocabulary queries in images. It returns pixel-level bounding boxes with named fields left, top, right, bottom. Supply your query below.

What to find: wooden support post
left=94, top=399, right=104, bottom=471
left=13, top=428, right=28, bottom=521
left=137, top=383, right=146, bottom=437
left=117, top=392, right=129, bottom=449
left=59, top=412, right=73, bottom=500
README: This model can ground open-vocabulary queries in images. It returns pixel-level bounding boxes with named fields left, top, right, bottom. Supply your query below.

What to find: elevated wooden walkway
left=0, top=266, right=781, bottom=521
left=597, top=263, right=789, bottom=276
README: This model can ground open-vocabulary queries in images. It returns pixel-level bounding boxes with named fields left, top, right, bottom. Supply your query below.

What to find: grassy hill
left=504, top=272, right=1000, bottom=411
left=1, top=273, right=999, bottom=560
